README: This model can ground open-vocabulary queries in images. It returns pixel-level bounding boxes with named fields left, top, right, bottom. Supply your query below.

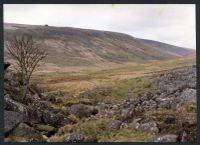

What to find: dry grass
left=31, top=55, right=196, bottom=94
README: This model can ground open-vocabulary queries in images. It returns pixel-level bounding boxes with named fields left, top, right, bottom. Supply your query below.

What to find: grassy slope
left=4, top=23, right=191, bottom=67
left=31, top=54, right=196, bottom=94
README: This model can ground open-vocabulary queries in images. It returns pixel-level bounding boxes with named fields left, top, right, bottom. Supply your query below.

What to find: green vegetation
left=98, top=129, right=152, bottom=142
left=86, top=76, right=157, bottom=103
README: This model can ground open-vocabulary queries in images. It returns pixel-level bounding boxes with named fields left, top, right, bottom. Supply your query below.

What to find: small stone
left=65, top=133, right=86, bottom=143
left=153, top=134, right=178, bottom=142
left=105, top=120, right=122, bottom=132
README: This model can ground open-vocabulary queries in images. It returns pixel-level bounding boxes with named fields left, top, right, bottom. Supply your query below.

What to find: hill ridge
left=4, top=23, right=195, bottom=67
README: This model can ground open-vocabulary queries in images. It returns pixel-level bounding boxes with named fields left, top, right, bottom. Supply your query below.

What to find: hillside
left=139, top=39, right=195, bottom=57
left=4, top=23, right=194, bottom=67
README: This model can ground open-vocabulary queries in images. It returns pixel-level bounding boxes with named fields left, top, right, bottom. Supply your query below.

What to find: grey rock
left=135, top=121, right=159, bottom=133
left=24, top=94, right=40, bottom=104
left=65, top=133, right=86, bottom=143
left=141, top=100, right=157, bottom=111
left=69, top=104, right=98, bottom=118
left=129, top=118, right=142, bottom=129
left=10, top=123, right=43, bottom=141
left=105, top=120, right=122, bottom=132
left=31, top=84, right=43, bottom=97
left=42, top=111, right=64, bottom=126
left=4, top=111, right=23, bottom=136
left=181, top=131, right=187, bottom=142
left=40, top=93, right=48, bottom=99
left=180, top=89, right=196, bottom=103
left=27, top=101, right=52, bottom=122
left=4, top=70, right=13, bottom=80
left=120, top=106, right=134, bottom=121
left=153, top=134, right=178, bottom=142
left=4, top=95, right=28, bottom=116
left=120, top=122, right=129, bottom=129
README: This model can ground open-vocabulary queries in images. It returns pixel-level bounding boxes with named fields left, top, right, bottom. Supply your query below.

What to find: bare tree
left=6, top=35, right=47, bottom=100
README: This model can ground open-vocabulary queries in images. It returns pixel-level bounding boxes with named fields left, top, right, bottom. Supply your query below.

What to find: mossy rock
left=36, top=124, right=56, bottom=133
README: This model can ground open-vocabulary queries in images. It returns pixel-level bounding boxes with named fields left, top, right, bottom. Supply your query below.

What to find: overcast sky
left=4, top=4, right=196, bottom=49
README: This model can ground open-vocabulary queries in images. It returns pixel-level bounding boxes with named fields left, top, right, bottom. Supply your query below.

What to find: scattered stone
left=153, top=134, right=178, bottom=142
left=135, top=121, right=159, bottom=134
left=69, top=104, right=98, bottom=118
left=120, top=106, right=134, bottom=121
left=65, top=133, right=86, bottom=143
left=129, top=118, right=142, bottom=129
left=24, top=93, right=40, bottom=104
left=141, top=100, right=157, bottom=111
left=105, top=120, right=122, bottom=132
left=180, top=89, right=196, bottom=103
left=120, top=122, right=129, bottom=129
left=42, top=111, right=64, bottom=126
left=181, top=131, right=187, bottom=142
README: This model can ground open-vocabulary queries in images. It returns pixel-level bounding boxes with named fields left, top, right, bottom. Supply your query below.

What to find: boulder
left=180, top=89, right=196, bottom=103
left=180, top=131, right=187, bottom=142
left=65, top=133, right=86, bottom=143
left=129, top=118, right=142, bottom=129
left=4, top=111, right=23, bottom=136
left=105, top=120, right=122, bottom=132
left=153, top=134, right=178, bottom=142
left=27, top=101, right=52, bottom=122
left=69, top=104, right=98, bottom=118
left=135, top=121, right=159, bottom=134
left=141, top=100, right=157, bottom=111
left=120, top=105, right=134, bottom=121
left=4, top=95, right=28, bottom=116
left=24, top=94, right=40, bottom=104
left=120, top=122, right=129, bottom=129
left=10, top=123, right=44, bottom=141
left=42, top=111, right=64, bottom=126
left=30, top=84, right=43, bottom=97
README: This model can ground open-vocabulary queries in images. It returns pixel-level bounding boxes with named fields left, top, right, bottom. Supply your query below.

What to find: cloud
left=3, top=4, right=196, bottom=49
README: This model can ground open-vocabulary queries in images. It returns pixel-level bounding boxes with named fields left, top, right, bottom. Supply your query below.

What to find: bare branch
left=6, top=35, right=47, bottom=99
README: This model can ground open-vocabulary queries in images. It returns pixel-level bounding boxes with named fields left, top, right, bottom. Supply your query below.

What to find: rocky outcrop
left=4, top=63, right=196, bottom=142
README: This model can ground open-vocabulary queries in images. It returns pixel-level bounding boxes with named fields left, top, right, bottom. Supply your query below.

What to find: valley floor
left=4, top=55, right=197, bottom=142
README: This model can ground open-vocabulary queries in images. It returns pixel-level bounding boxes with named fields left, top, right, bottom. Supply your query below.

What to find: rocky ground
left=4, top=63, right=197, bottom=142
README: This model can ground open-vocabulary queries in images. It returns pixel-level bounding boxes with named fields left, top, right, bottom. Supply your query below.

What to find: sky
left=4, top=4, right=196, bottom=49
